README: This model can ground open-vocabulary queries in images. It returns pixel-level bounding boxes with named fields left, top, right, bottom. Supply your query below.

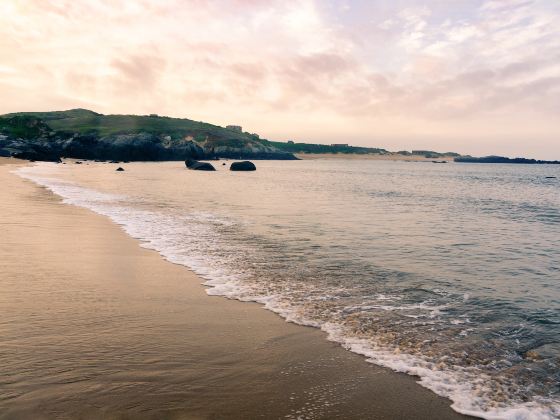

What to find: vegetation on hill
left=0, top=109, right=474, bottom=162
left=259, top=140, right=389, bottom=155
left=0, top=109, right=296, bottom=161
left=0, top=115, right=52, bottom=138
left=4, top=109, right=258, bottom=143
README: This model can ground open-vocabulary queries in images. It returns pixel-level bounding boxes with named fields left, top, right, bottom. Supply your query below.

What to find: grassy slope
left=261, top=139, right=389, bottom=155
left=3, top=109, right=256, bottom=143
left=2, top=109, right=460, bottom=157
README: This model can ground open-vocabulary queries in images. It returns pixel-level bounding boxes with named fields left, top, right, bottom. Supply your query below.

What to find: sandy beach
left=0, top=157, right=472, bottom=419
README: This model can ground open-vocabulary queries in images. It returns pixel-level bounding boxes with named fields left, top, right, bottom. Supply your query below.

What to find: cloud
left=0, top=0, right=559, bottom=157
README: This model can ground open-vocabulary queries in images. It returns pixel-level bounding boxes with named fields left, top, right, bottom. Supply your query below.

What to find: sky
left=0, top=0, right=559, bottom=158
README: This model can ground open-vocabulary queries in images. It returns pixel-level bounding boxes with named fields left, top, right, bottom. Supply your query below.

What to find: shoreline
left=0, top=157, right=473, bottom=419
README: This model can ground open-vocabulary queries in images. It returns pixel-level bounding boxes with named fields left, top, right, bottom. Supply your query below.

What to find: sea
left=17, top=159, right=560, bottom=419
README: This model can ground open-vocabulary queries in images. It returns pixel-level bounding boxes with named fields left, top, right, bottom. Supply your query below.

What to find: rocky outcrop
left=524, top=343, right=560, bottom=361
left=230, top=161, right=256, bottom=171
left=12, top=149, right=62, bottom=162
left=197, top=138, right=296, bottom=160
left=0, top=126, right=206, bottom=163
left=185, top=159, right=216, bottom=171
left=116, top=167, right=125, bottom=172
left=0, top=111, right=298, bottom=162
left=455, top=155, right=560, bottom=164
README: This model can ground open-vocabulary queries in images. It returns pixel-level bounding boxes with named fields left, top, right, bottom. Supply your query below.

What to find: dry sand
left=0, top=158, right=473, bottom=419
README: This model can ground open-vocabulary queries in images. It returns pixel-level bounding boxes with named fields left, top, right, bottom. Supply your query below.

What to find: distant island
left=0, top=109, right=558, bottom=164
left=455, top=155, right=560, bottom=164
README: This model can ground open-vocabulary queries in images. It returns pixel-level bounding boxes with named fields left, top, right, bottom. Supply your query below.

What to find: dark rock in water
left=230, top=161, right=256, bottom=171
left=185, top=159, right=216, bottom=171
left=75, top=161, right=82, bottom=164
left=110, top=160, right=120, bottom=163
left=116, top=167, right=125, bottom=171
left=545, top=176, right=556, bottom=179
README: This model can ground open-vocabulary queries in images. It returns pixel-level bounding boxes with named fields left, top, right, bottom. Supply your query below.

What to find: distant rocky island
left=455, top=155, right=560, bottom=164
left=1, top=109, right=558, bottom=164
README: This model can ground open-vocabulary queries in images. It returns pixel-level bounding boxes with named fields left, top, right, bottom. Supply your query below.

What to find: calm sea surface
left=18, top=159, right=560, bottom=419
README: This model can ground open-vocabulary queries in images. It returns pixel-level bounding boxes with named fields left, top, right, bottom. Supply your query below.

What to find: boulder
left=116, top=167, right=125, bottom=172
left=185, top=159, right=216, bottom=171
left=230, top=161, right=256, bottom=171
left=524, top=343, right=560, bottom=361
left=11, top=150, right=61, bottom=162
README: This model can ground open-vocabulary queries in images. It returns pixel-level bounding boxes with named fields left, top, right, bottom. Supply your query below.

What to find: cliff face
left=0, top=110, right=296, bottom=162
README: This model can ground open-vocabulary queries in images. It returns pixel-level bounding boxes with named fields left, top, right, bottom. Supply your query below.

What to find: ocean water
left=17, top=159, right=560, bottom=419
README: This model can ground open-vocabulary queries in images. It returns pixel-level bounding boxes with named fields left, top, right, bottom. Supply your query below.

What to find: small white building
left=226, top=125, right=242, bottom=132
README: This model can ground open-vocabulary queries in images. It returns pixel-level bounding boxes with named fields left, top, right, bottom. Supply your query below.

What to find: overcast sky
left=1, top=0, right=559, bottom=158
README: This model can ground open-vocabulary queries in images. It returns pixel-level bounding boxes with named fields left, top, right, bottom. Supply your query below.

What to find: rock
left=524, top=343, right=560, bottom=361
left=230, top=161, right=256, bottom=171
left=75, top=161, right=82, bottom=164
left=222, top=162, right=226, bottom=166
left=185, top=159, right=216, bottom=171
left=11, top=150, right=61, bottom=162
left=116, top=167, right=125, bottom=172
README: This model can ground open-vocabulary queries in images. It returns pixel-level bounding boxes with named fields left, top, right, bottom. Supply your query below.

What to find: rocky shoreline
left=0, top=110, right=297, bottom=162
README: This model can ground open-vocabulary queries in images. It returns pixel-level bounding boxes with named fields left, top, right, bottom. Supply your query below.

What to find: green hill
left=4, top=109, right=258, bottom=143
left=261, top=140, right=388, bottom=155
left=0, top=109, right=469, bottom=162
left=0, top=109, right=296, bottom=161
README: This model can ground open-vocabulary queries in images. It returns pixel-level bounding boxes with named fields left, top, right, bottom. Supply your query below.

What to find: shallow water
left=17, top=159, right=560, bottom=419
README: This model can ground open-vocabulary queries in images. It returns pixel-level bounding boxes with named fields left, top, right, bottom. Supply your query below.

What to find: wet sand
left=0, top=158, right=472, bottom=419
